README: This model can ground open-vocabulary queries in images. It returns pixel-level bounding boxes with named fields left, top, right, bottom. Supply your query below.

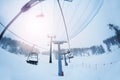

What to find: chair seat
left=26, top=60, right=38, bottom=65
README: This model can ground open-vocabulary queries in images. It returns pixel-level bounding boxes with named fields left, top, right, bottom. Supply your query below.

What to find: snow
left=0, top=47, right=120, bottom=80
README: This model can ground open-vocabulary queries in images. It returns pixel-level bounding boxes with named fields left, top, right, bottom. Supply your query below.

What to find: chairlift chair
left=68, top=54, right=74, bottom=59
left=67, top=51, right=74, bottom=59
left=64, top=50, right=74, bottom=59
left=26, top=52, right=38, bottom=65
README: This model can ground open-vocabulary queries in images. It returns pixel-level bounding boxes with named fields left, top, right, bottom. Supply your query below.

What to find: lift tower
left=53, top=41, right=67, bottom=76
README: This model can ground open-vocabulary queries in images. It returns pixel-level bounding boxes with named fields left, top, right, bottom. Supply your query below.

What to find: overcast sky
left=0, top=0, right=120, bottom=49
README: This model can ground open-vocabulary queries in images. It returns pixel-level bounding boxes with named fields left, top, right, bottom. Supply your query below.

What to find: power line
left=70, top=0, right=92, bottom=39
left=0, top=22, right=48, bottom=50
left=70, top=0, right=104, bottom=39
left=66, top=0, right=82, bottom=28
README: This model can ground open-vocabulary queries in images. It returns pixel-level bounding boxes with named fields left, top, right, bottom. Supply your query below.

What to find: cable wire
left=57, top=0, right=71, bottom=51
left=70, top=0, right=104, bottom=39
left=66, top=0, right=82, bottom=28
left=70, top=0, right=92, bottom=39
left=0, top=22, right=48, bottom=50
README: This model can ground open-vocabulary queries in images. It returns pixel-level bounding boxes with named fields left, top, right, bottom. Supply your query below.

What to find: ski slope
left=0, top=46, right=120, bottom=80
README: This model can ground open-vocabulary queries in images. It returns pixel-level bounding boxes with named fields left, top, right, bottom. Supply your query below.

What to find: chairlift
left=26, top=52, right=38, bottom=65
left=64, top=50, right=74, bottom=59
left=36, top=13, right=44, bottom=17
left=68, top=54, right=74, bottom=59
left=67, top=51, right=74, bottom=59
left=36, top=2, right=44, bottom=18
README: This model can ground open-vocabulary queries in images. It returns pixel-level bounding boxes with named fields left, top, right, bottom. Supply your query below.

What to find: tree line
left=0, top=36, right=39, bottom=56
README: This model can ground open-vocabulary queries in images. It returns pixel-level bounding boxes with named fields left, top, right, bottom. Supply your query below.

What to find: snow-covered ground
left=0, top=46, right=120, bottom=80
